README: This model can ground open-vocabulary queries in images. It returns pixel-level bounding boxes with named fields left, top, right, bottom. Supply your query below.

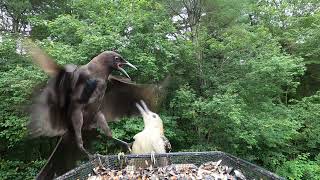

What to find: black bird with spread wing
left=24, top=41, right=167, bottom=179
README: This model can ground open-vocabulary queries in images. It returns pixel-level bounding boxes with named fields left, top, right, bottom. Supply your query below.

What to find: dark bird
left=24, top=40, right=168, bottom=179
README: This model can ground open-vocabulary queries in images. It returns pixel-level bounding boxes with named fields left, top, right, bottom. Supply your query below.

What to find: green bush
left=277, top=154, right=320, bottom=180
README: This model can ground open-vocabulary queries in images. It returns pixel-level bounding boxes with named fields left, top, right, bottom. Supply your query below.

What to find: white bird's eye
left=152, top=114, right=156, bottom=118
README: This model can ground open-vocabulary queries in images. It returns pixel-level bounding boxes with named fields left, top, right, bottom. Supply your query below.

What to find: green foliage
left=0, top=159, right=45, bottom=180
left=289, top=93, right=320, bottom=157
left=0, top=35, right=44, bottom=149
left=277, top=153, right=320, bottom=180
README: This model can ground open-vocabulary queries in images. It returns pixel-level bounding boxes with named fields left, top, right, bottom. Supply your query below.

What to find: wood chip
left=87, top=160, right=246, bottom=180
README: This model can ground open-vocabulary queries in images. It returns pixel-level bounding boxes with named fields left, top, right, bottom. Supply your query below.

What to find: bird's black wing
left=79, top=78, right=98, bottom=103
left=24, top=39, right=80, bottom=137
left=101, top=75, right=168, bottom=122
left=24, top=39, right=86, bottom=179
left=161, top=136, right=172, bottom=153
left=27, top=66, right=77, bottom=137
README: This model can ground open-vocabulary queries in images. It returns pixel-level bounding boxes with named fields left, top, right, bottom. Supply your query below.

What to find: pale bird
left=129, top=100, right=171, bottom=168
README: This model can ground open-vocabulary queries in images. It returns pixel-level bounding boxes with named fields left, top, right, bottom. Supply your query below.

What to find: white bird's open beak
left=135, top=100, right=150, bottom=115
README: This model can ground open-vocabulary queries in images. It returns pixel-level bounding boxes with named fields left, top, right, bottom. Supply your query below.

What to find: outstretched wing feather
left=101, top=75, right=165, bottom=122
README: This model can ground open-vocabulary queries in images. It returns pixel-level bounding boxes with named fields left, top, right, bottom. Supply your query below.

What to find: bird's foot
left=79, top=145, right=94, bottom=160
left=150, top=151, right=156, bottom=165
left=92, top=155, right=107, bottom=174
left=92, top=153, right=102, bottom=159
left=87, top=153, right=95, bottom=161
left=117, top=152, right=125, bottom=161
left=127, top=142, right=133, bottom=153
left=112, top=137, right=132, bottom=152
left=117, top=152, right=126, bottom=169
left=96, top=154, right=104, bottom=167
left=90, top=153, right=105, bottom=168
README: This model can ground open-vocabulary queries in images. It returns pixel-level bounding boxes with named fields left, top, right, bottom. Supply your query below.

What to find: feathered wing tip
left=24, top=41, right=77, bottom=138
left=101, top=75, right=171, bottom=122
left=135, top=75, right=171, bottom=112
left=150, top=75, right=171, bottom=111
left=158, top=75, right=171, bottom=90
left=22, top=38, right=62, bottom=77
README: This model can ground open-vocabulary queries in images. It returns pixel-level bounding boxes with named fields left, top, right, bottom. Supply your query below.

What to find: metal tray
left=55, top=151, right=285, bottom=180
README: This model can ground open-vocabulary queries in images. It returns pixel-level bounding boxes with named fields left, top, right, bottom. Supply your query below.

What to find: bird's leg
left=113, top=137, right=132, bottom=152
left=150, top=151, right=156, bottom=165
left=95, top=155, right=105, bottom=168
left=117, top=152, right=125, bottom=169
left=71, top=105, right=93, bottom=159
left=96, top=112, right=131, bottom=152
left=117, top=152, right=125, bottom=161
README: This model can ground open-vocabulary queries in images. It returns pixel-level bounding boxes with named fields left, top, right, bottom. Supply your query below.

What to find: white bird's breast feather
left=131, top=128, right=165, bottom=154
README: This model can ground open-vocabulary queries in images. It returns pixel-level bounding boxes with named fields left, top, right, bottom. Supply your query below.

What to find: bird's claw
left=117, top=152, right=126, bottom=169
left=86, top=151, right=95, bottom=160
left=89, top=153, right=100, bottom=161
left=93, top=153, right=102, bottom=159
left=112, top=137, right=132, bottom=152
left=127, top=145, right=132, bottom=153
left=96, top=154, right=104, bottom=167
left=91, top=153, right=104, bottom=167
left=117, top=152, right=125, bottom=161
left=88, top=153, right=106, bottom=169
left=150, top=151, right=156, bottom=165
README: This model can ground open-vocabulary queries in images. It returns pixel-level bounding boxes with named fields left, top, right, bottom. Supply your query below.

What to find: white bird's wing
left=151, top=135, right=166, bottom=153
left=132, top=130, right=154, bottom=154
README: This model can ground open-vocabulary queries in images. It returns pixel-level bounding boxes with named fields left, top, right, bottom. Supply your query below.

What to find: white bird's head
left=135, top=100, right=164, bottom=133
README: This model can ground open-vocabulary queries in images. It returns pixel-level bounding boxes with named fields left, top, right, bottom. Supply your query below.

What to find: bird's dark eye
left=115, top=56, right=119, bottom=61
left=152, top=114, right=156, bottom=118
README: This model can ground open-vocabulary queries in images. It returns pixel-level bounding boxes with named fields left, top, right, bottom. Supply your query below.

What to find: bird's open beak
left=124, top=60, right=137, bottom=70
left=140, top=100, right=150, bottom=113
left=118, top=60, right=137, bottom=79
left=135, top=100, right=150, bottom=116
